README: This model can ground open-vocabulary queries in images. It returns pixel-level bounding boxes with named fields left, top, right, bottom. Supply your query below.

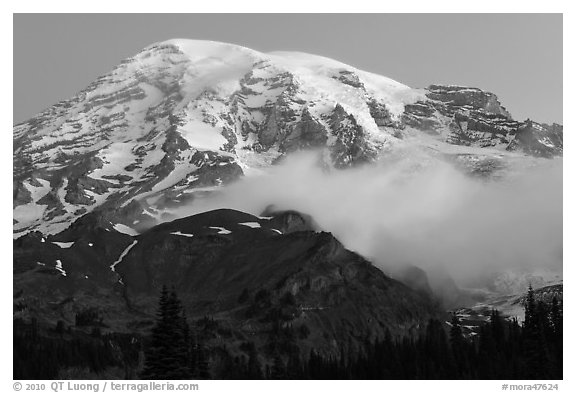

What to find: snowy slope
left=13, top=39, right=562, bottom=238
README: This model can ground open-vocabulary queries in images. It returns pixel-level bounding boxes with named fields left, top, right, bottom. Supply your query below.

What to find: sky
left=13, top=13, right=562, bottom=124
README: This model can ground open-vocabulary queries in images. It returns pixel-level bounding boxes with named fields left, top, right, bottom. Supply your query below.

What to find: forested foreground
left=14, top=286, right=562, bottom=380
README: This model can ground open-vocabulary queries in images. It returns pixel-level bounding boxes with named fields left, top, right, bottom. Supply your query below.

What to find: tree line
left=14, top=285, right=562, bottom=379
left=141, top=285, right=562, bottom=379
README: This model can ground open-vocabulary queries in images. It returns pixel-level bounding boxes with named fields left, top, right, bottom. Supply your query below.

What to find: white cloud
left=172, top=149, right=562, bottom=282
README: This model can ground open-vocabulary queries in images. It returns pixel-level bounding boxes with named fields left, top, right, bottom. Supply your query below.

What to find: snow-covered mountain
left=13, top=39, right=563, bottom=238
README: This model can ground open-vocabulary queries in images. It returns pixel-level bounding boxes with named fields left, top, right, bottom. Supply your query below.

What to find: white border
left=3, top=2, right=573, bottom=391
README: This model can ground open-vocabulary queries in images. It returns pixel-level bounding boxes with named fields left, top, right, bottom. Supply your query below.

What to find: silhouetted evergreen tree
left=422, top=318, right=452, bottom=378
left=195, top=346, right=211, bottom=379
left=449, top=313, right=470, bottom=376
left=522, top=285, right=554, bottom=379
left=551, top=296, right=562, bottom=338
left=550, top=296, right=563, bottom=372
left=141, top=286, right=193, bottom=379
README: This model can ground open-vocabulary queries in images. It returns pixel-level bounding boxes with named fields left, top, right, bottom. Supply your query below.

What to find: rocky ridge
left=13, top=208, right=439, bottom=357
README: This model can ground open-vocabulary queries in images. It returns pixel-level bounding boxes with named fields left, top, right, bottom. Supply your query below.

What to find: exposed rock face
left=402, top=85, right=562, bottom=154
left=367, top=99, right=397, bottom=127
left=427, top=85, right=512, bottom=118
left=13, top=40, right=562, bottom=239
left=280, top=107, right=328, bottom=152
left=329, top=104, right=378, bottom=168
left=13, top=208, right=440, bottom=357
left=333, top=70, right=365, bottom=89
left=260, top=207, right=319, bottom=233
left=511, top=120, right=563, bottom=157
left=13, top=181, right=32, bottom=207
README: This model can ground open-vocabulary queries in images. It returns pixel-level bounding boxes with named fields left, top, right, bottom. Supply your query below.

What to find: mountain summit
left=13, top=39, right=562, bottom=238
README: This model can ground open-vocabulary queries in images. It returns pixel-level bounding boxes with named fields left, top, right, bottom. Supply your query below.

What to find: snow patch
left=55, top=260, right=67, bottom=277
left=178, top=119, right=228, bottom=151
left=52, top=241, right=74, bottom=249
left=170, top=231, right=194, bottom=238
left=209, top=226, right=232, bottom=235
left=238, top=222, right=261, bottom=228
left=110, top=240, right=138, bottom=272
left=113, top=223, right=140, bottom=236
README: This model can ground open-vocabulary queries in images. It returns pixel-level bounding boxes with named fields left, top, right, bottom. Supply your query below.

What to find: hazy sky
left=13, top=14, right=562, bottom=124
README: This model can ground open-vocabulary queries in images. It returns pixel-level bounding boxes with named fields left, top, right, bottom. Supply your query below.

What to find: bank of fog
left=174, top=151, right=562, bottom=282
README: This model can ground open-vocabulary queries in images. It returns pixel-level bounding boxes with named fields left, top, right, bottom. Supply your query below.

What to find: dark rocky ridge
left=14, top=208, right=440, bottom=358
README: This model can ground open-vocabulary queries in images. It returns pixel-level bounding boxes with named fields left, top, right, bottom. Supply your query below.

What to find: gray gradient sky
left=13, top=14, right=562, bottom=124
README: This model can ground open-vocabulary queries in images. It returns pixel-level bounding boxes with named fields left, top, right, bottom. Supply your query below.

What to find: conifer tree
left=550, top=296, right=562, bottom=373
left=141, top=286, right=193, bottom=379
left=523, top=285, right=548, bottom=379
left=449, top=313, right=468, bottom=376
left=490, top=309, right=505, bottom=346
left=194, top=344, right=211, bottom=379
left=140, top=286, right=170, bottom=379
left=550, top=296, right=562, bottom=339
